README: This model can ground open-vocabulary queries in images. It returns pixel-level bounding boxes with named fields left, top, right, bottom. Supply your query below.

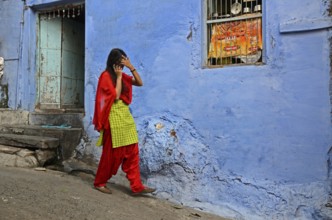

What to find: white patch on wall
left=0, top=57, right=4, bottom=80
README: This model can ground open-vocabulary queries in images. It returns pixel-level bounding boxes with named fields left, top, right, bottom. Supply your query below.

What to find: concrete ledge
left=0, top=109, right=29, bottom=125
left=29, top=112, right=84, bottom=128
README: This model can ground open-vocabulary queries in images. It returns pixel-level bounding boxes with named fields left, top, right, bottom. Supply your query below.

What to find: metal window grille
left=206, top=0, right=263, bottom=67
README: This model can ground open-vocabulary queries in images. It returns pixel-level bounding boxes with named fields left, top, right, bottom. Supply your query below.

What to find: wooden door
left=38, top=14, right=62, bottom=109
left=37, top=14, right=84, bottom=110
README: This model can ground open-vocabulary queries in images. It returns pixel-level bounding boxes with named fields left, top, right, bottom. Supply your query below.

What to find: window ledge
left=279, top=18, right=332, bottom=34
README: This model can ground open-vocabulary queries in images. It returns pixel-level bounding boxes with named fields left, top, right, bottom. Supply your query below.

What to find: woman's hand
left=120, top=55, right=143, bottom=86
left=120, top=55, right=134, bottom=71
left=113, top=64, right=123, bottom=78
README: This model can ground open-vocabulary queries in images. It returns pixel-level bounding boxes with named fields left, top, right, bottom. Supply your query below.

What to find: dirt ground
left=0, top=166, right=229, bottom=220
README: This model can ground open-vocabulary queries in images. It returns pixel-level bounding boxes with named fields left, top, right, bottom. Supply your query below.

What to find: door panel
left=38, top=15, right=62, bottom=109
left=61, top=19, right=84, bottom=108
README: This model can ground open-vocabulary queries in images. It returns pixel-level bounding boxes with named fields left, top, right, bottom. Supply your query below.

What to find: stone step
left=0, top=125, right=82, bottom=159
left=0, top=133, right=59, bottom=150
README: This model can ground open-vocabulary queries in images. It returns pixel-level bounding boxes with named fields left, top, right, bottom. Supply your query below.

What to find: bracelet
left=130, top=68, right=136, bottom=73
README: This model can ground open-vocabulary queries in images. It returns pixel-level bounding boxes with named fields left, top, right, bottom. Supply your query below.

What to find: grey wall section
left=0, top=0, right=24, bottom=108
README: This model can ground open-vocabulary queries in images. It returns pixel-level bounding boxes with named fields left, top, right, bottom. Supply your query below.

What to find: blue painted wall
left=2, top=0, right=332, bottom=219
left=0, top=0, right=24, bottom=108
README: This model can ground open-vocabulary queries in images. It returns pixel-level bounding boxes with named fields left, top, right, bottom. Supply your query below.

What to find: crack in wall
left=150, top=162, right=196, bottom=176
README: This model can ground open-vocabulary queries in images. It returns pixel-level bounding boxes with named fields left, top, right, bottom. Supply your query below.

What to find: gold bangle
left=130, top=68, right=136, bottom=72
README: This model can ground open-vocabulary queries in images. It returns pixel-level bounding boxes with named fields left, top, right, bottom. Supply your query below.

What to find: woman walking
left=93, top=48, right=155, bottom=195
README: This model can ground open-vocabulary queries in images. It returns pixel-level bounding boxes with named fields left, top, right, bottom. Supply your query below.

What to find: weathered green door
left=38, top=14, right=62, bottom=109
left=38, top=14, right=84, bottom=110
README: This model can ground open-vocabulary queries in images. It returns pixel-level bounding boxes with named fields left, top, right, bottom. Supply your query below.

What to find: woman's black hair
left=106, top=48, right=127, bottom=84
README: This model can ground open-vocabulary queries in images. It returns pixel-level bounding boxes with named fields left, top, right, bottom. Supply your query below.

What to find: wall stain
left=170, top=129, right=178, bottom=140
left=186, top=24, right=193, bottom=41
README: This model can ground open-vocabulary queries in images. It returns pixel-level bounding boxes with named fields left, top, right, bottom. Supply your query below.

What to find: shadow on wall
left=328, top=0, right=332, bottom=16
left=0, top=84, right=8, bottom=108
left=328, top=0, right=332, bottom=205
left=0, top=56, right=8, bottom=108
left=328, top=147, right=332, bottom=199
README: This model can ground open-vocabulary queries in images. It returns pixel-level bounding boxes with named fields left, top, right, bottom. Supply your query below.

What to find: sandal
left=132, top=187, right=156, bottom=196
left=95, top=186, right=112, bottom=194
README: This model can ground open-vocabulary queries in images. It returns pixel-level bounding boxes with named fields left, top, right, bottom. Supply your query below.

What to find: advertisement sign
left=208, top=18, right=262, bottom=60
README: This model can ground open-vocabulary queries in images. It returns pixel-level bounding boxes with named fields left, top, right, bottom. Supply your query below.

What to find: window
left=205, top=0, right=263, bottom=67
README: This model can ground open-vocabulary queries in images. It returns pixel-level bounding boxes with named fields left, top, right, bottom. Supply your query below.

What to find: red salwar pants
left=94, top=128, right=145, bottom=193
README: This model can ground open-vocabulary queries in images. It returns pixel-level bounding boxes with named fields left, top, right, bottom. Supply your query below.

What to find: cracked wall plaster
left=134, top=112, right=331, bottom=219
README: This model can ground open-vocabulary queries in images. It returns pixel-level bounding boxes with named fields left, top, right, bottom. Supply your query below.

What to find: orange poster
left=208, top=18, right=262, bottom=58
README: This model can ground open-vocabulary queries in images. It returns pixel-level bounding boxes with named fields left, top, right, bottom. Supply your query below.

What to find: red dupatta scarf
left=93, top=70, right=133, bottom=131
